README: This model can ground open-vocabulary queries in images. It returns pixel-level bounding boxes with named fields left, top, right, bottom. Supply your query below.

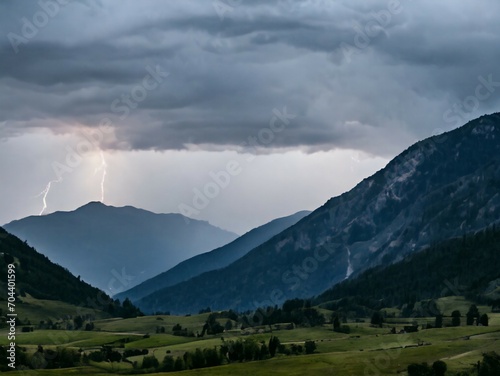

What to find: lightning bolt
left=36, top=179, right=62, bottom=215
left=95, top=151, right=107, bottom=203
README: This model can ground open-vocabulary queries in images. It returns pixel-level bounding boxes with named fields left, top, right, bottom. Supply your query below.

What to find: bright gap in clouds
left=0, top=131, right=388, bottom=234
left=108, top=148, right=388, bottom=234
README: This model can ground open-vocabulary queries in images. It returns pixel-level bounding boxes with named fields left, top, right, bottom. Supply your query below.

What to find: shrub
left=304, top=341, right=316, bottom=354
left=141, top=355, right=159, bottom=369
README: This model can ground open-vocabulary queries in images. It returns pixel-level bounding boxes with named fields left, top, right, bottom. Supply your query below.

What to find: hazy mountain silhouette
left=4, top=202, right=238, bottom=294
left=115, top=210, right=310, bottom=302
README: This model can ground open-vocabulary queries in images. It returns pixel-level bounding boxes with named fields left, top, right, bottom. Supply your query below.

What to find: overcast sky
left=1, top=0, right=499, bottom=234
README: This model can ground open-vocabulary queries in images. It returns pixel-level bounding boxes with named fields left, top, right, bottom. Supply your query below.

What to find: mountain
left=3, top=202, right=238, bottom=294
left=315, top=225, right=500, bottom=313
left=115, top=210, right=311, bottom=303
left=0, top=227, right=113, bottom=309
left=135, top=113, right=500, bottom=314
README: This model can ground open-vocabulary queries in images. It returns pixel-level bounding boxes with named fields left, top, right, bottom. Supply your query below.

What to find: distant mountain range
left=135, top=113, right=500, bottom=314
left=3, top=202, right=238, bottom=294
left=115, top=210, right=311, bottom=303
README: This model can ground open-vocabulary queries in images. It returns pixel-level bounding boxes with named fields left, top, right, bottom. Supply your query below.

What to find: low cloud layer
left=2, top=0, right=499, bottom=157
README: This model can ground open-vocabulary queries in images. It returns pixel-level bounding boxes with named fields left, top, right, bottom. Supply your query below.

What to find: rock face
left=4, top=202, right=238, bottom=293
left=136, top=113, right=500, bottom=314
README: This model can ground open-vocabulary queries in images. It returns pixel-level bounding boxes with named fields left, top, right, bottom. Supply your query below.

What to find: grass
left=3, top=300, right=500, bottom=375
left=1, top=329, right=143, bottom=347
left=93, top=313, right=212, bottom=333
left=123, top=333, right=200, bottom=348
left=435, top=296, right=491, bottom=316
left=6, top=367, right=117, bottom=375
left=100, top=316, right=500, bottom=374
left=14, top=294, right=110, bottom=325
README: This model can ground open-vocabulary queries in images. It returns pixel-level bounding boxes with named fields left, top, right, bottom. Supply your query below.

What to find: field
left=15, top=295, right=111, bottom=325
left=1, top=296, right=500, bottom=375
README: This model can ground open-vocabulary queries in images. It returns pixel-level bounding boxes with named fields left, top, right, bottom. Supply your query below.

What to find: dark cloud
left=1, top=0, right=500, bottom=157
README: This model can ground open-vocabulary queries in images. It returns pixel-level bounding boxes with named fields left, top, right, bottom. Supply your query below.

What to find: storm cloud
left=1, top=0, right=499, bottom=156
left=1, top=0, right=499, bottom=233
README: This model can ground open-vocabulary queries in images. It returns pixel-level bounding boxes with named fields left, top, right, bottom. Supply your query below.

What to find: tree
left=205, top=314, right=224, bottom=335
left=268, top=336, right=280, bottom=358
left=88, top=350, right=105, bottom=362
left=451, top=310, right=461, bottom=327
left=230, top=339, right=244, bottom=362
left=332, top=315, right=341, bottom=332
left=191, top=348, right=205, bottom=369
left=30, top=351, right=47, bottom=369
left=435, top=314, right=443, bottom=328
left=407, top=362, right=432, bottom=376
left=283, top=298, right=305, bottom=313
left=259, top=343, right=270, bottom=360
left=479, top=351, right=500, bottom=376
left=467, top=304, right=480, bottom=326
left=305, top=340, right=317, bottom=354
left=162, top=355, right=175, bottom=372
left=432, top=360, right=447, bottom=376
left=303, top=308, right=325, bottom=327
left=480, top=313, right=489, bottom=327
left=199, top=307, right=211, bottom=314
left=243, top=339, right=260, bottom=361
left=142, top=355, right=159, bottom=369
left=224, top=319, right=233, bottom=331
left=106, top=349, right=122, bottom=363
left=56, top=348, right=81, bottom=368
left=121, top=298, right=143, bottom=318
left=73, top=315, right=84, bottom=330
left=371, top=311, right=384, bottom=327
left=173, top=356, right=185, bottom=371
left=172, top=323, right=183, bottom=334
left=203, top=348, right=221, bottom=367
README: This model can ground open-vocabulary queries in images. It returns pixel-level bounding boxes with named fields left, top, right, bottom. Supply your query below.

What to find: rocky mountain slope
left=136, top=113, right=500, bottom=314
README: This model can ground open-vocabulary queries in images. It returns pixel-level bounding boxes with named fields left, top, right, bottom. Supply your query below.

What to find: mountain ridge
left=4, top=202, right=238, bottom=294
left=135, top=113, right=500, bottom=314
left=115, top=210, right=311, bottom=302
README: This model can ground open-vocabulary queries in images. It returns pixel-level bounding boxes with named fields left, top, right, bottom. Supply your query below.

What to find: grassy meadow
left=1, top=295, right=500, bottom=375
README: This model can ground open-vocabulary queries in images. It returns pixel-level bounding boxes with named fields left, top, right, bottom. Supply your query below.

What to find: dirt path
left=445, top=350, right=476, bottom=360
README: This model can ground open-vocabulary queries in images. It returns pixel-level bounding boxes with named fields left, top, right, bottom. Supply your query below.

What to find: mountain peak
left=71, top=201, right=114, bottom=215
left=4, top=202, right=239, bottom=293
left=79, top=201, right=108, bottom=208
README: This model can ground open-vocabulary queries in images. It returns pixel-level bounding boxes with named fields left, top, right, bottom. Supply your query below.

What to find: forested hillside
left=316, top=225, right=500, bottom=312
left=0, top=227, right=141, bottom=318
